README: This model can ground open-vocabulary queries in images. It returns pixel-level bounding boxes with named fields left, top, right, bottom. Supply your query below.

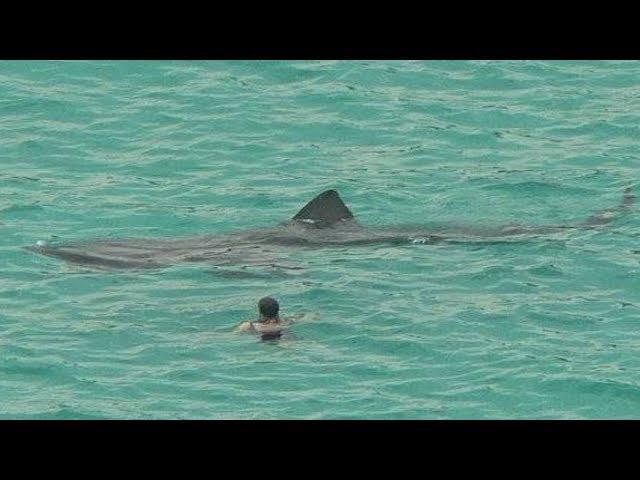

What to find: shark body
left=26, top=188, right=635, bottom=270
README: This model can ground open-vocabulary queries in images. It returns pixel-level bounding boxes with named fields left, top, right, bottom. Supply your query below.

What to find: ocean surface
left=1, top=60, right=639, bottom=419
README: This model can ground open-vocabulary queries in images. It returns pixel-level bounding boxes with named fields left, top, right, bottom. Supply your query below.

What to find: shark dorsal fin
left=292, top=190, right=354, bottom=227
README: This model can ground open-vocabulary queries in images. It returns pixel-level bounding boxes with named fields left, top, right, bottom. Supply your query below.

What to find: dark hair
left=258, top=297, right=279, bottom=318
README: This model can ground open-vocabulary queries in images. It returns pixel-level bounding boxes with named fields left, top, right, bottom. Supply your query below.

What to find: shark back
left=291, top=189, right=355, bottom=228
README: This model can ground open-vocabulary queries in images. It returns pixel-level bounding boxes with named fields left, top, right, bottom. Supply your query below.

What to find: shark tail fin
left=583, top=186, right=635, bottom=227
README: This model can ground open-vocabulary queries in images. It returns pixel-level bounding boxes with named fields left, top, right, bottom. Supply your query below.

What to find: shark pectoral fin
left=208, top=260, right=306, bottom=279
left=292, top=189, right=355, bottom=227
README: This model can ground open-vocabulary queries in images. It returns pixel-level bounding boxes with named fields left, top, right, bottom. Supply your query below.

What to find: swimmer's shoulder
left=235, top=321, right=255, bottom=333
left=235, top=313, right=310, bottom=334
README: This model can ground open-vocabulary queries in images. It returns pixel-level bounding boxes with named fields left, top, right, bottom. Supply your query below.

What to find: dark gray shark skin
left=26, top=188, right=635, bottom=270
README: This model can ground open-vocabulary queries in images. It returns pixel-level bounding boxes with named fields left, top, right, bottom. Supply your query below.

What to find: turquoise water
left=1, top=60, right=639, bottom=419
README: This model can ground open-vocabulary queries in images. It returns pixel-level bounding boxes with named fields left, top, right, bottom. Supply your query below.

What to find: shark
left=26, top=187, right=635, bottom=270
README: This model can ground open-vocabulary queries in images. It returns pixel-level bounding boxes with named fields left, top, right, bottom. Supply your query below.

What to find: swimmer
left=236, top=297, right=292, bottom=340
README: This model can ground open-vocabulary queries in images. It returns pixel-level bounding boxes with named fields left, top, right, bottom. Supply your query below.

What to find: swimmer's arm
left=286, top=313, right=318, bottom=324
left=235, top=321, right=253, bottom=332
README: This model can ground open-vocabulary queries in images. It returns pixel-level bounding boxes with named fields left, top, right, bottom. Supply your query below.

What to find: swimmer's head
left=258, top=296, right=279, bottom=320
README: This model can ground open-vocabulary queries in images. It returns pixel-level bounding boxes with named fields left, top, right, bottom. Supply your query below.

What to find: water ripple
left=1, top=61, right=639, bottom=418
